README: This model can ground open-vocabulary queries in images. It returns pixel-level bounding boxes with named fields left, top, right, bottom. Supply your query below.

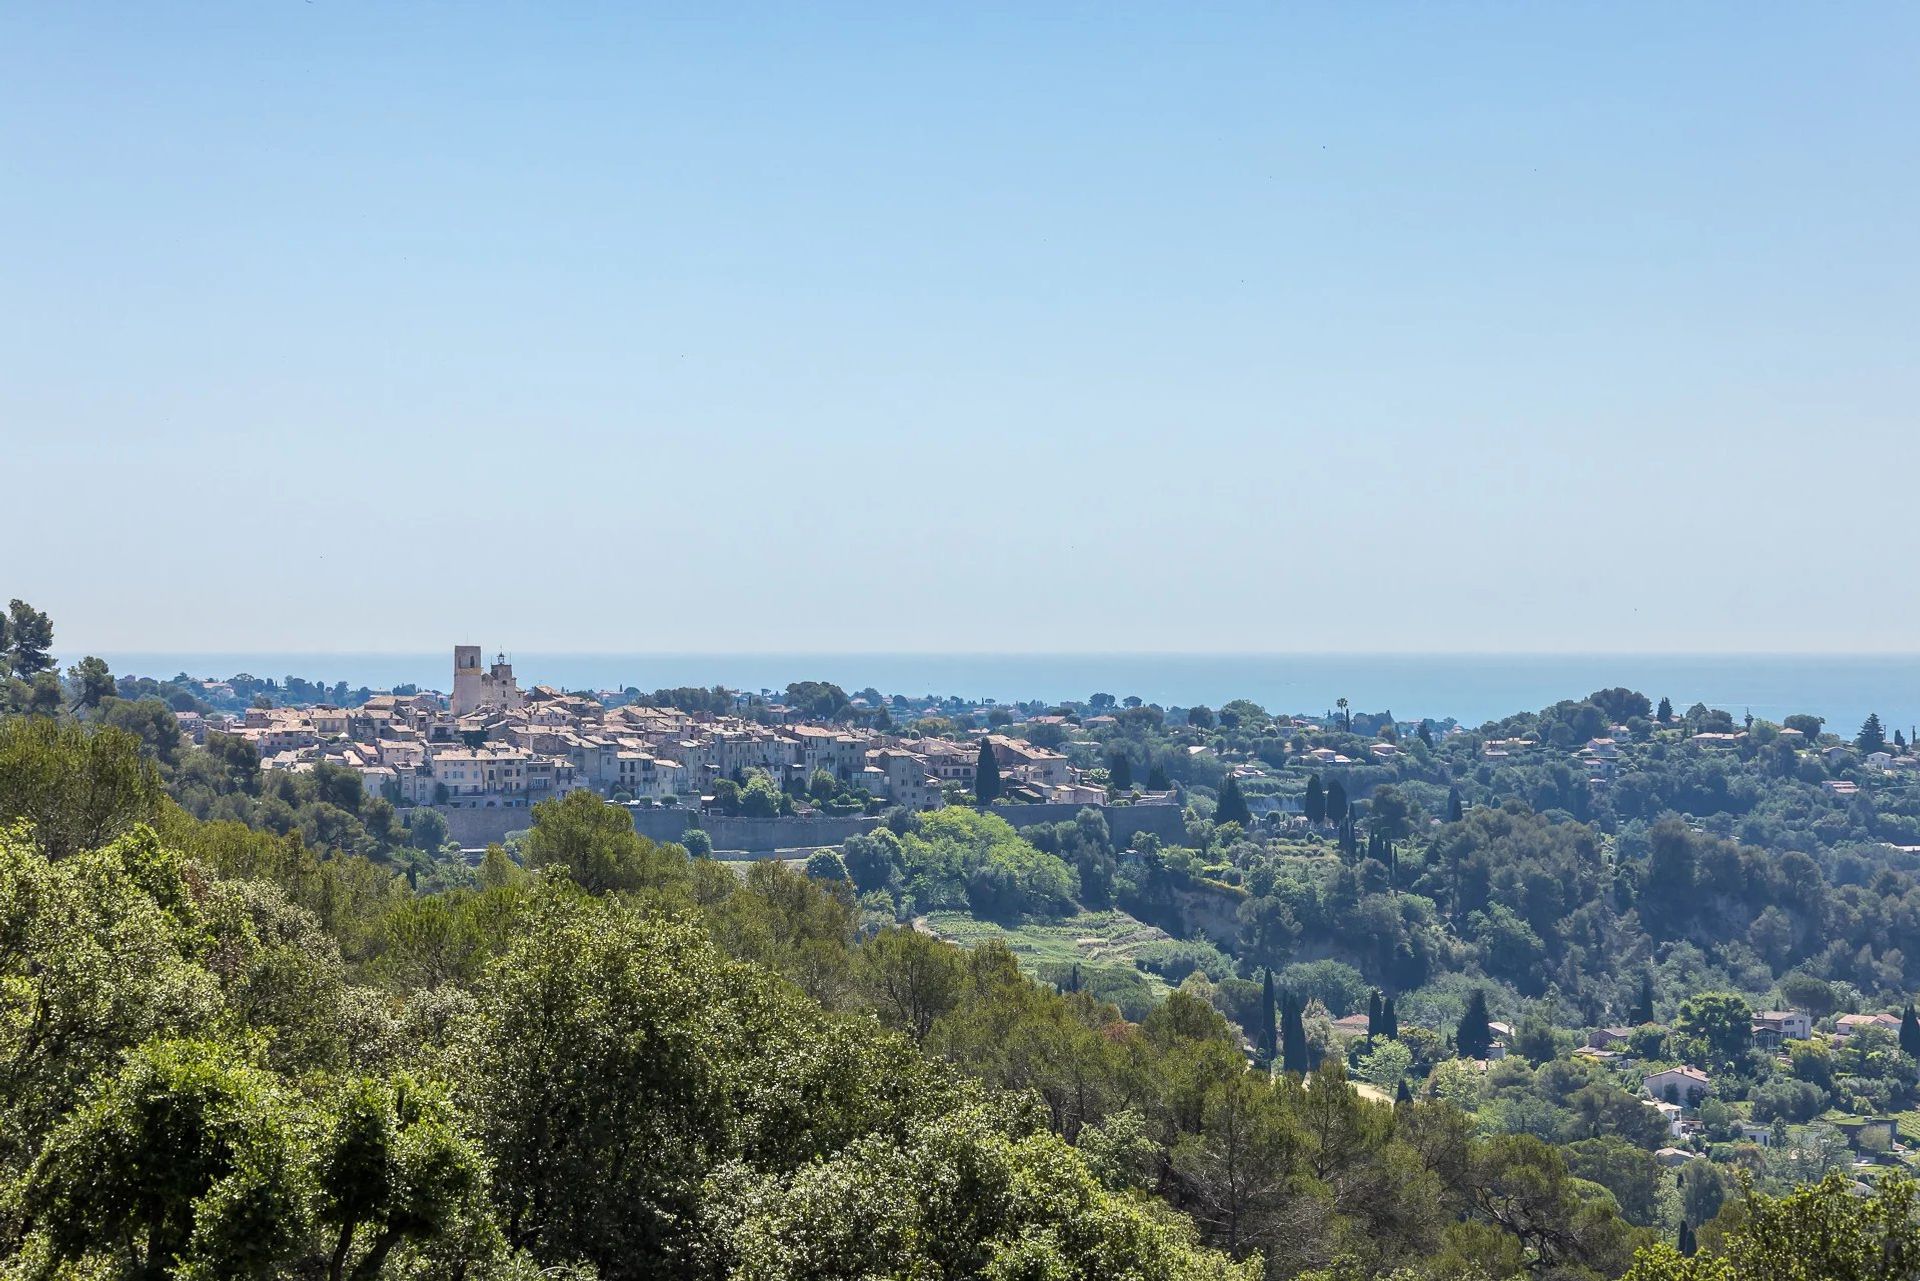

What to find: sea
left=81, top=651, right=1920, bottom=738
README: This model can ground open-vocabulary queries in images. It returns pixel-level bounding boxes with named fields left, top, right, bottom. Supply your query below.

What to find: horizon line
left=64, top=648, right=1920, bottom=660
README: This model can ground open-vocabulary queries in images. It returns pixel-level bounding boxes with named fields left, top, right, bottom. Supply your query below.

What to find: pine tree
left=1260, top=971, right=1278, bottom=1060
left=1657, top=696, right=1673, bottom=723
left=1304, top=775, right=1326, bottom=825
left=1446, top=785, right=1464, bottom=824
left=1633, top=971, right=1656, bottom=1025
left=1216, top=773, right=1251, bottom=827
left=1382, top=996, right=1398, bottom=1040
left=1858, top=713, right=1888, bottom=754
left=1902, top=1004, right=1920, bottom=1059
left=1367, top=990, right=1383, bottom=1041
left=1457, top=989, right=1492, bottom=1061
left=1326, top=778, right=1349, bottom=825
left=1281, top=991, right=1309, bottom=1075
left=974, top=738, right=1001, bottom=805
left=4, top=599, right=55, bottom=679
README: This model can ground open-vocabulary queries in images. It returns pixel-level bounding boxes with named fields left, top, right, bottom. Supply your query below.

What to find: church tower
left=452, top=645, right=483, bottom=715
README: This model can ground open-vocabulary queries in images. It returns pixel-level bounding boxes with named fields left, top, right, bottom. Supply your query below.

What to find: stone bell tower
left=452, top=645, right=484, bottom=715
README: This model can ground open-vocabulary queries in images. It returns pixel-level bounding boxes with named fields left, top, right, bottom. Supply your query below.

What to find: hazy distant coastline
left=76, top=651, right=1920, bottom=736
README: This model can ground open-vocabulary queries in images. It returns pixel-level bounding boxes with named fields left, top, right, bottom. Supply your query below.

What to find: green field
left=918, top=908, right=1178, bottom=996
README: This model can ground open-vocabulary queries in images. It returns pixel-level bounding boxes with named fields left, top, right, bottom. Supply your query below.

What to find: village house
left=1643, top=1065, right=1712, bottom=1108
left=987, top=735, right=1072, bottom=787
left=431, top=747, right=532, bottom=809
left=1586, top=1026, right=1637, bottom=1051
left=1689, top=732, right=1745, bottom=749
left=613, top=752, right=682, bottom=801
left=1750, top=1010, right=1813, bottom=1050
left=310, top=706, right=351, bottom=737
left=785, top=724, right=866, bottom=784
left=866, top=748, right=946, bottom=810
left=1833, top=1012, right=1902, bottom=1040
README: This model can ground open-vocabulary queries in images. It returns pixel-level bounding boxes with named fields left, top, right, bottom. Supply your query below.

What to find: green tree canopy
left=521, top=789, right=685, bottom=896
left=1216, top=774, right=1251, bottom=828
left=974, top=737, right=1002, bottom=805
left=0, top=717, right=160, bottom=861
left=6, top=599, right=55, bottom=678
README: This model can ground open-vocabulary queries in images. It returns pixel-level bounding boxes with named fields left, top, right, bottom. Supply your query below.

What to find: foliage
left=520, top=789, right=686, bottom=896
left=1623, top=1172, right=1920, bottom=1280
left=0, top=717, right=161, bottom=861
left=892, top=807, right=1076, bottom=921
left=975, top=737, right=1002, bottom=805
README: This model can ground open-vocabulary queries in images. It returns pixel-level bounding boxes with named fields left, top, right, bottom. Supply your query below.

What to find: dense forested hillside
left=9, top=603, right=1920, bottom=1278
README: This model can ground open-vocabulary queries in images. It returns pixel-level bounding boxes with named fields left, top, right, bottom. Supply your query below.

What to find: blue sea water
left=81, top=651, right=1920, bottom=739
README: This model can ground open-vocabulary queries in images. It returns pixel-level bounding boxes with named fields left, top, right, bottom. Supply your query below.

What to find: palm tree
left=1336, top=697, right=1349, bottom=731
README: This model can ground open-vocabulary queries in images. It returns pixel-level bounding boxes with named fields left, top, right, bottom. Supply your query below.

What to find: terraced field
left=917, top=908, right=1181, bottom=1005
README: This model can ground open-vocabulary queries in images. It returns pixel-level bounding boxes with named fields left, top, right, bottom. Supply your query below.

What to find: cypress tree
left=1678, top=1220, right=1697, bottom=1257
left=1147, top=763, right=1170, bottom=790
left=1260, top=970, right=1278, bottom=1060
left=1281, top=991, right=1309, bottom=1075
left=1418, top=719, right=1434, bottom=749
left=1109, top=752, right=1133, bottom=790
left=1217, top=773, right=1252, bottom=827
left=974, top=738, right=1002, bottom=805
left=1902, top=1004, right=1920, bottom=1059
left=1382, top=995, right=1398, bottom=1040
left=1394, top=1078, right=1414, bottom=1105
left=1458, top=988, right=1492, bottom=1060
left=1368, top=990, right=1383, bottom=1041
left=1304, top=775, right=1326, bottom=825
left=1446, top=785, right=1464, bottom=824
left=1326, top=777, right=1349, bottom=825
left=1633, top=972, right=1656, bottom=1025
left=1339, top=817, right=1357, bottom=860
left=1657, top=696, right=1673, bottom=723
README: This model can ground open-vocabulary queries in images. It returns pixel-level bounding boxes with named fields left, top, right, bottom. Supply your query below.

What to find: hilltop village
left=207, top=646, right=1131, bottom=818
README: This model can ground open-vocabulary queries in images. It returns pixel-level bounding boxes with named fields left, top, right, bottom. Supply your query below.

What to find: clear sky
left=5, top=3, right=1916, bottom=655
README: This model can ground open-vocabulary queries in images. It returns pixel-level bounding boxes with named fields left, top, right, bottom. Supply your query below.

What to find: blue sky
left=4, top=4, right=1916, bottom=654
